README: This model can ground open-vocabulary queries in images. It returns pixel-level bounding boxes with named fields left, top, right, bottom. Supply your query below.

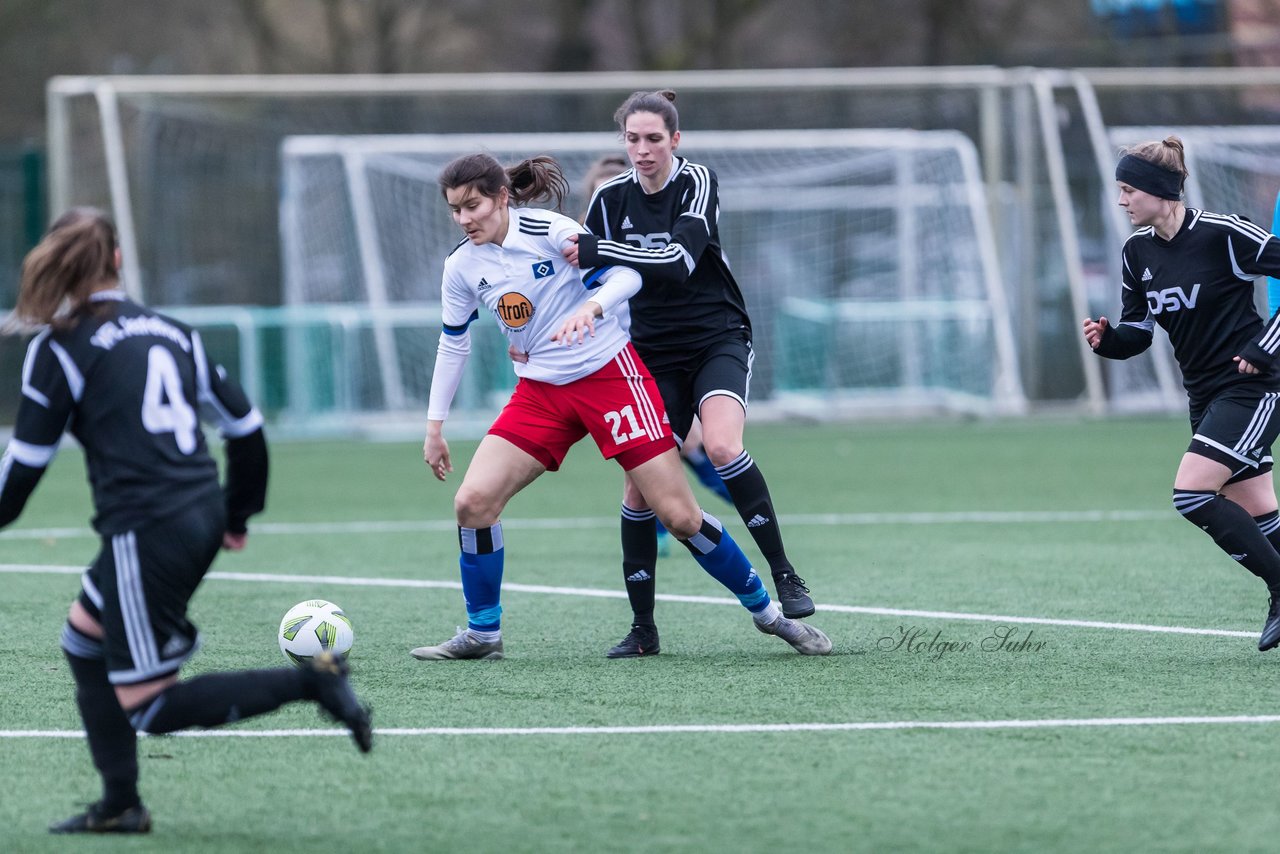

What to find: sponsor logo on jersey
left=532, top=260, right=555, bottom=279
left=621, top=215, right=633, bottom=229
left=1146, top=283, right=1200, bottom=314
left=1141, top=267, right=1153, bottom=282
left=496, top=292, right=535, bottom=329
left=90, top=316, right=191, bottom=352
left=478, top=277, right=491, bottom=291
left=626, top=231, right=672, bottom=250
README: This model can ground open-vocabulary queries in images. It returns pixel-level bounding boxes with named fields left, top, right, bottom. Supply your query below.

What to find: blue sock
left=459, top=524, right=504, bottom=631
left=679, top=512, right=769, bottom=612
left=684, top=451, right=732, bottom=503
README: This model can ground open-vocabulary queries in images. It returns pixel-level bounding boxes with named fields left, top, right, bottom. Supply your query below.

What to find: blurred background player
left=1084, top=136, right=1280, bottom=652
left=410, top=153, right=831, bottom=661
left=564, top=90, right=817, bottom=660
left=0, top=209, right=372, bottom=835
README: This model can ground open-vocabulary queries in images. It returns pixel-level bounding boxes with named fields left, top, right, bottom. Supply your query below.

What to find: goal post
left=278, top=128, right=1026, bottom=422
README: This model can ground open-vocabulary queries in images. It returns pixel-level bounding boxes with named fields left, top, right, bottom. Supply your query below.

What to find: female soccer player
left=563, top=90, right=816, bottom=659
left=409, top=153, right=831, bottom=661
left=0, top=209, right=373, bottom=834
left=1084, top=136, right=1280, bottom=651
left=579, top=153, right=732, bottom=562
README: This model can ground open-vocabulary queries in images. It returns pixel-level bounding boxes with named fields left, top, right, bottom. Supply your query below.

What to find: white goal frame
left=279, top=128, right=1027, bottom=418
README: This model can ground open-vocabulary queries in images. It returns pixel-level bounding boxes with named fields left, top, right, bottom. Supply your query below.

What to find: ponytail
left=6, top=208, right=118, bottom=332
left=439, top=152, right=569, bottom=212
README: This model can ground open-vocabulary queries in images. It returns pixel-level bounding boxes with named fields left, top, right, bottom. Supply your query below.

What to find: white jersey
left=428, top=207, right=638, bottom=420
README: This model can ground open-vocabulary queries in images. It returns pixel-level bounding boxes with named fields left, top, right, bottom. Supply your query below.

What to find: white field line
left=0, top=509, right=1172, bottom=541
left=8, top=714, right=1280, bottom=740
left=0, top=563, right=1257, bottom=640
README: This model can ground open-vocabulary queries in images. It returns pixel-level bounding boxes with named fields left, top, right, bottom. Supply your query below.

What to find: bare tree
left=920, top=0, right=1033, bottom=66
left=546, top=0, right=599, bottom=71
left=620, top=0, right=772, bottom=69
left=234, top=0, right=447, bottom=73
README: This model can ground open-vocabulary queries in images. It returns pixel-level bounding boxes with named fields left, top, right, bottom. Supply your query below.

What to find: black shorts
left=1188, top=390, right=1280, bottom=484
left=75, top=492, right=225, bottom=685
left=650, top=334, right=754, bottom=442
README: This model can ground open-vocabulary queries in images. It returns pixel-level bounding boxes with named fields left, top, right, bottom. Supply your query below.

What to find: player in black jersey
left=1084, top=136, right=1280, bottom=652
left=563, top=90, right=820, bottom=658
left=578, top=153, right=734, bottom=560
left=0, top=209, right=372, bottom=835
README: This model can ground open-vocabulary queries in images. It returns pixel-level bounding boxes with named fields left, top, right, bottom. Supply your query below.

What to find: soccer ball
left=277, top=599, right=354, bottom=666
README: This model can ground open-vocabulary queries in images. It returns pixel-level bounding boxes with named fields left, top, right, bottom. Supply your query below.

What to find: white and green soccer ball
left=277, top=599, right=354, bottom=666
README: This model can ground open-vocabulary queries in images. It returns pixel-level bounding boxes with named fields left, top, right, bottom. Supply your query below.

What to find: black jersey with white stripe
left=577, top=157, right=751, bottom=371
left=1095, top=209, right=1280, bottom=409
left=0, top=291, right=266, bottom=535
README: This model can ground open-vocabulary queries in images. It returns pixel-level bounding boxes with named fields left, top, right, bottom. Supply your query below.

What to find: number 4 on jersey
left=141, top=345, right=198, bottom=454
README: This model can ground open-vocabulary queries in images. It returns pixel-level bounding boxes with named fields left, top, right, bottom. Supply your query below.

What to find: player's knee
left=453, top=485, right=500, bottom=528
left=67, top=599, right=103, bottom=639
left=621, top=478, right=647, bottom=508
left=700, top=436, right=744, bottom=468
left=656, top=502, right=702, bottom=539
left=1173, top=488, right=1216, bottom=526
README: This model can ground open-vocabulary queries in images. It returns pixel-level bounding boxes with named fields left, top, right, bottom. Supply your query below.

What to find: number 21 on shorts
left=604, top=405, right=647, bottom=445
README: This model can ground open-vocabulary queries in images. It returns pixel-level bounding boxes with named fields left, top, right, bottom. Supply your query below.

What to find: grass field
left=5, top=416, right=1280, bottom=852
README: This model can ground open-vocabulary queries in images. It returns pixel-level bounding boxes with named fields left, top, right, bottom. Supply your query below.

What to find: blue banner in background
left=1093, top=0, right=1223, bottom=38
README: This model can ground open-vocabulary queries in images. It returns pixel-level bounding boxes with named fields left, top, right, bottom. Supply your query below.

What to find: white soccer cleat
left=411, top=627, right=504, bottom=660
left=755, top=613, right=833, bottom=655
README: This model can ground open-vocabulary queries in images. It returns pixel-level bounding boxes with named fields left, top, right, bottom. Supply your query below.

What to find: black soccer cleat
left=774, top=571, right=816, bottom=619
left=606, top=624, right=661, bottom=659
left=1260, top=595, right=1280, bottom=652
left=308, top=651, right=374, bottom=753
left=50, top=802, right=152, bottom=834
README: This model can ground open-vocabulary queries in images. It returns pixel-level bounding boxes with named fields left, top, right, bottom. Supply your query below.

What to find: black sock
left=1254, top=510, right=1280, bottom=560
left=716, top=450, right=792, bottom=578
left=621, top=504, right=657, bottom=627
left=62, top=626, right=140, bottom=813
left=128, top=668, right=310, bottom=734
left=1175, top=490, right=1280, bottom=588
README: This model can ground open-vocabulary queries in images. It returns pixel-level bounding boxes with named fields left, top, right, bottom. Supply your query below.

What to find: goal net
left=1096, top=126, right=1280, bottom=413
left=279, top=129, right=1025, bottom=423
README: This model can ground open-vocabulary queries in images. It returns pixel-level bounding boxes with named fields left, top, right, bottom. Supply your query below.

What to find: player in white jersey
left=409, top=153, right=831, bottom=660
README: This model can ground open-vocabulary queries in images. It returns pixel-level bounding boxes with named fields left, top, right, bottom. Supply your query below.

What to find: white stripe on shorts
left=614, top=347, right=663, bottom=441
left=113, top=532, right=159, bottom=676
left=1237, top=393, right=1280, bottom=456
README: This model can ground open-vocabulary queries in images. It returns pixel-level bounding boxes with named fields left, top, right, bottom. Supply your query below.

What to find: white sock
left=468, top=628, right=501, bottom=643
left=752, top=601, right=781, bottom=625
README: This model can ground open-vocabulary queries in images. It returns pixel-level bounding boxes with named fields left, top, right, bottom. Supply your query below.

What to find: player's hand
left=562, top=233, right=581, bottom=267
left=507, top=343, right=529, bottom=364
left=552, top=302, right=600, bottom=346
left=222, top=531, right=248, bottom=551
left=1083, top=316, right=1109, bottom=349
left=1235, top=355, right=1261, bottom=375
left=423, top=432, right=452, bottom=481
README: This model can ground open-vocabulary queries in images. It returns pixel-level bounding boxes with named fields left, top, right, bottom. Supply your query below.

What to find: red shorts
left=489, top=343, right=675, bottom=471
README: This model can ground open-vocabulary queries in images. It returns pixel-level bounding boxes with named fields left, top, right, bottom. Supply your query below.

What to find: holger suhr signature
left=876, top=625, right=1047, bottom=661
